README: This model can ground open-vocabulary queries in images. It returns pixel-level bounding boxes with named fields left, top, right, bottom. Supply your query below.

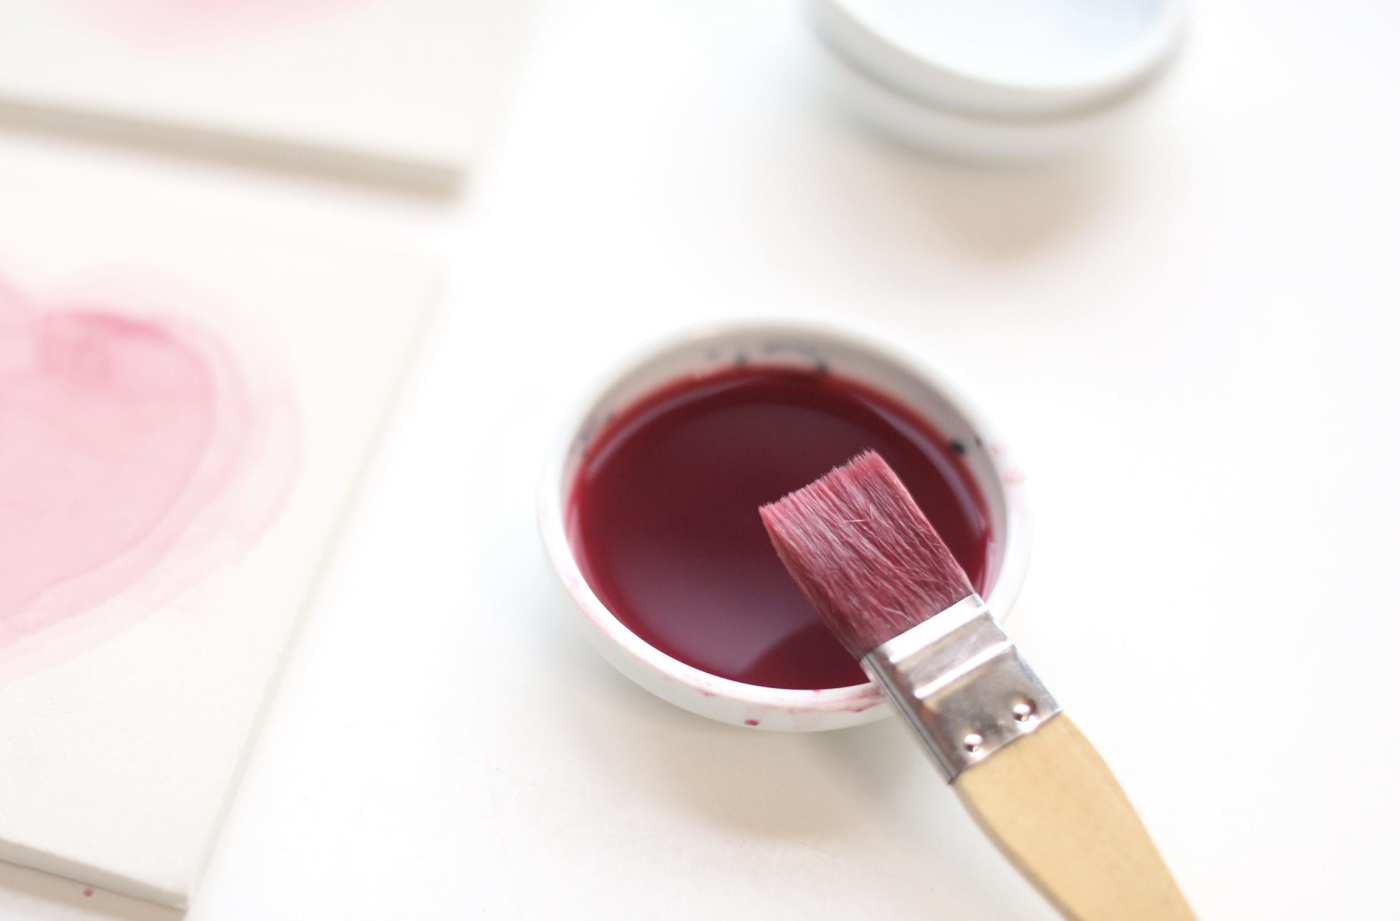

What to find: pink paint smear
left=73, top=0, right=367, bottom=47
left=0, top=278, right=296, bottom=673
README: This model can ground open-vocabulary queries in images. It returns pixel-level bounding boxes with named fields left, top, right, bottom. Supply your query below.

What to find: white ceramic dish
left=815, top=45, right=1156, bottom=163
left=809, top=0, right=1184, bottom=162
left=538, top=321, right=1030, bottom=731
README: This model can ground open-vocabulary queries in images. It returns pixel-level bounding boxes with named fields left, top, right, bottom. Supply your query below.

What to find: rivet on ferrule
left=860, top=596, right=1060, bottom=782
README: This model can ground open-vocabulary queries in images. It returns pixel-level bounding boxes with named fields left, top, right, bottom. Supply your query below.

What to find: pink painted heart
left=0, top=280, right=291, bottom=653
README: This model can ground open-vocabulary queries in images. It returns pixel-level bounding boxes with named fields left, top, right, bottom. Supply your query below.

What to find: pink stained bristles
left=758, top=451, right=975, bottom=659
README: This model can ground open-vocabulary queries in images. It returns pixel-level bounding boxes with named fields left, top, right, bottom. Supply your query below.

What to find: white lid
left=811, top=0, right=1184, bottom=119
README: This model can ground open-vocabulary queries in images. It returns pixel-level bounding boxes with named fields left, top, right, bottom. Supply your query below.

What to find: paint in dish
left=567, top=365, right=991, bottom=691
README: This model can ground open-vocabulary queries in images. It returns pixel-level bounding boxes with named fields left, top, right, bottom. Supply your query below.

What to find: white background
left=0, top=0, right=1397, bottom=918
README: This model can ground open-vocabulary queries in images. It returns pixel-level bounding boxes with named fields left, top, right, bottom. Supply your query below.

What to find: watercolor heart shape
left=0, top=280, right=293, bottom=656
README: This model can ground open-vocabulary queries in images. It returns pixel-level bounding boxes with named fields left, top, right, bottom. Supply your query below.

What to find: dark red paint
left=567, top=366, right=992, bottom=690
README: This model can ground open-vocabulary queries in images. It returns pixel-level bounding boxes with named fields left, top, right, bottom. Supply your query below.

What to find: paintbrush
left=759, top=451, right=1195, bottom=921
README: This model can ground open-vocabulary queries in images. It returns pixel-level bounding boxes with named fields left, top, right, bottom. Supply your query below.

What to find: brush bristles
left=758, top=451, right=975, bottom=659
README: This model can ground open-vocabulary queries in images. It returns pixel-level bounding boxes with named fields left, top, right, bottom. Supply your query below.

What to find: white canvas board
left=0, top=0, right=532, bottom=185
left=0, top=160, right=436, bottom=906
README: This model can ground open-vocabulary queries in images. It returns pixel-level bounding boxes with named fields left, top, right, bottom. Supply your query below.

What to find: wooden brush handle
left=952, top=714, right=1195, bottom=921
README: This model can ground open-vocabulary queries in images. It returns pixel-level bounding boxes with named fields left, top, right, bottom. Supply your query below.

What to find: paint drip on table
left=0, top=278, right=296, bottom=680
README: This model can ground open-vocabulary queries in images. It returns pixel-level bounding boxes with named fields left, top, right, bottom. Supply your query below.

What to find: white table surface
left=1, top=1, right=1397, bottom=918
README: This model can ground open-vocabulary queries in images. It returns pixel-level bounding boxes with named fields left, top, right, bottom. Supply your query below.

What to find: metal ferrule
left=861, top=596, right=1060, bottom=782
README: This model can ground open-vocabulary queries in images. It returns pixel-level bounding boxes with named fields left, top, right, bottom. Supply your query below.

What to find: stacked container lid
left=810, top=0, right=1185, bottom=161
